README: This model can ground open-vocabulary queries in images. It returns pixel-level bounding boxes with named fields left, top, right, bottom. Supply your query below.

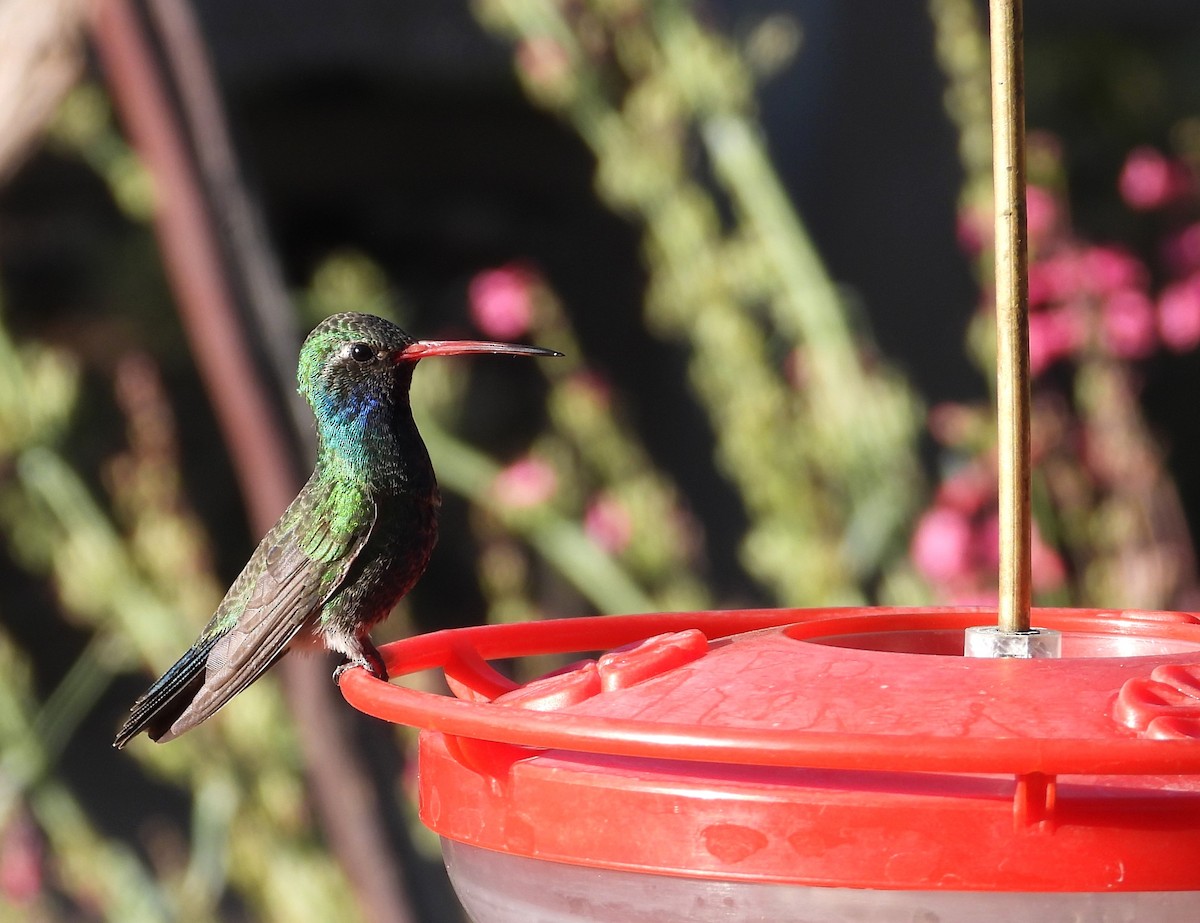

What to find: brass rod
left=989, top=0, right=1032, bottom=633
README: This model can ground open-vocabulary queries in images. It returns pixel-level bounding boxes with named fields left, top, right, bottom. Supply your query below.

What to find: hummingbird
left=114, top=312, right=559, bottom=747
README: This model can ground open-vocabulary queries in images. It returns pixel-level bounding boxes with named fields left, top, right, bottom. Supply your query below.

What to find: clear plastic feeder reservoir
left=338, top=607, right=1200, bottom=922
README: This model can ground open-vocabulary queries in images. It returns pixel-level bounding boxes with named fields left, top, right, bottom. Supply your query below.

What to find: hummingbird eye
left=348, top=343, right=375, bottom=363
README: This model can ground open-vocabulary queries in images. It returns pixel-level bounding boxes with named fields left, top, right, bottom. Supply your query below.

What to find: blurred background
left=2, top=0, right=1200, bottom=920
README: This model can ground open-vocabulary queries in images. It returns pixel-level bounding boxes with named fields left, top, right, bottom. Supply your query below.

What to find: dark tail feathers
left=113, top=633, right=220, bottom=748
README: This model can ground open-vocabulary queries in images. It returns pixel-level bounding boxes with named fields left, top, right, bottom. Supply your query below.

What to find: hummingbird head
left=298, top=312, right=560, bottom=432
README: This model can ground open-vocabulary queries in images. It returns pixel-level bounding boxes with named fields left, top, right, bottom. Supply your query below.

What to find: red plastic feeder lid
left=339, top=607, right=1200, bottom=892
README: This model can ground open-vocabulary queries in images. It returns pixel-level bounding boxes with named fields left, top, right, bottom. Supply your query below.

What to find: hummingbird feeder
left=340, top=1, right=1200, bottom=919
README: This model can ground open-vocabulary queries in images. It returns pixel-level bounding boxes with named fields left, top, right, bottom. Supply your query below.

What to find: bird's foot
left=332, top=644, right=389, bottom=685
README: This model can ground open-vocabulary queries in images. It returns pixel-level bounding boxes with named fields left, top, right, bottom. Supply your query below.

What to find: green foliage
left=474, top=0, right=926, bottom=603
left=0, top=308, right=360, bottom=918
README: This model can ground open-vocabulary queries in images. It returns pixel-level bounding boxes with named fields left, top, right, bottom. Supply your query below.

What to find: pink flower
left=1031, top=529, right=1067, bottom=592
left=1101, top=288, right=1157, bottom=359
left=1158, top=276, right=1200, bottom=353
left=1028, top=245, right=1145, bottom=307
left=1029, top=251, right=1083, bottom=304
left=956, top=205, right=991, bottom=256
left=1026, top=186, right=1059, bottom=245
left=491, top=457, right=557, bottom=510
left=1027, top=268, right=1054, bottom=308
left=516, top=36, right=573, bottom=92
left=1028, top=259, right=1068, bottom=307
left=468, top=264, right=537, bottom=340
left=974, top=513, right=1002, bottom=569
left=584, top=495, right=634, bottom=554
left=1082, top=245, right=1146, bottom=295
left=1119, top=147, right=1180, bottom=210
left=935, top=465, right=993, bottom=516
left=970, top=515, right=1065, bottom=593
left=911, top=506, right=973, bottom=584
left=949, top=588, right=1000, bottom=607
left=0, top=815, right=41, bottom=905
left=1029, top=305, right=1085, bottom=376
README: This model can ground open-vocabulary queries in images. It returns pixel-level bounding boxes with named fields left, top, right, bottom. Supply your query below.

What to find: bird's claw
left=333, top=651, right=389, bottom=685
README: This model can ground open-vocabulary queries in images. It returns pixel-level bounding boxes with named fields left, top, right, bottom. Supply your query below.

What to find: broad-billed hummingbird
left=114, top=312, right=559, bottom=747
